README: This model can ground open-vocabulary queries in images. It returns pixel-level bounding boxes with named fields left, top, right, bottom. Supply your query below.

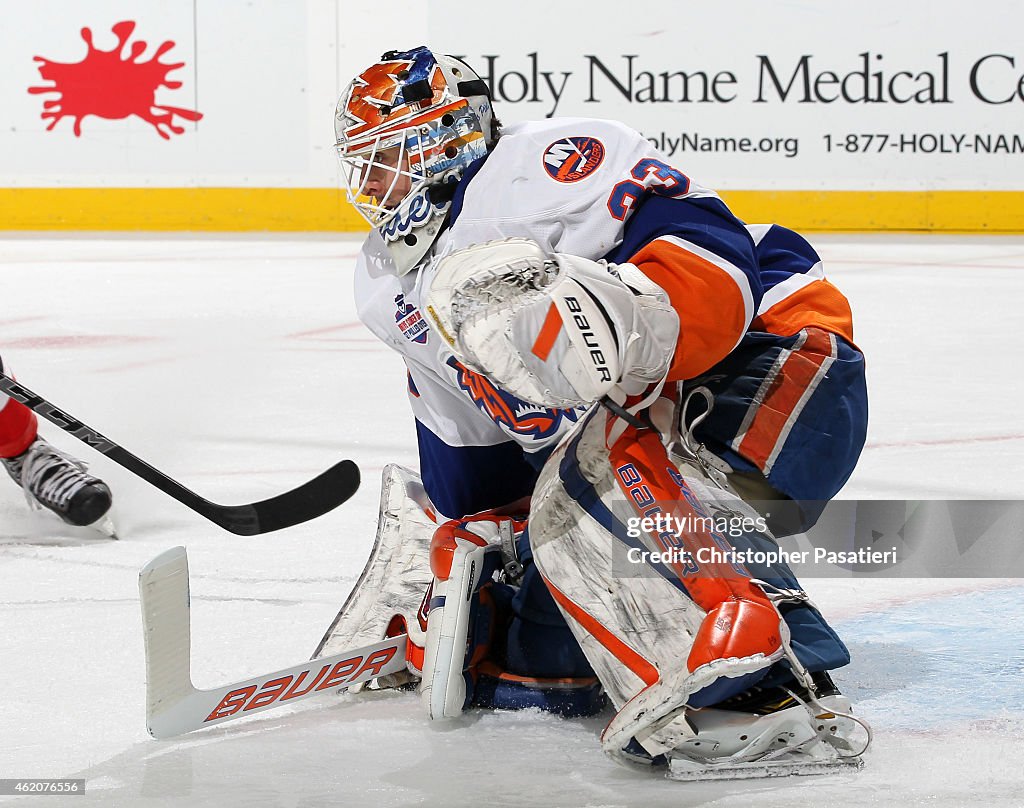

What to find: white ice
left=1, top=233, right=1023, bottom=807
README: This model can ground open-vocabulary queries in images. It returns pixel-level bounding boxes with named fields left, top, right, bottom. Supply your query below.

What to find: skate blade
left=667, top=755, right=864, bottom=782
left=88, top=514, right=119, bottom=540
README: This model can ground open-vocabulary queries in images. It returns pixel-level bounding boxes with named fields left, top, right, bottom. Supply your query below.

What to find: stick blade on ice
left=139, top=546, right=408, bottom=739
left=241, top=458, right=361, bottom=535
left=139, top=546, right=194, bottom=738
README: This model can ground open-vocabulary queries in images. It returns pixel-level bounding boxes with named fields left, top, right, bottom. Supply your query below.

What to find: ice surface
left=1, top=233, right=1023, bottom=806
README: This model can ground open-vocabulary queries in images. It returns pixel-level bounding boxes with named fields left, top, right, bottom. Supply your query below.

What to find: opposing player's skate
left=3, top=436, right=114, bottom=531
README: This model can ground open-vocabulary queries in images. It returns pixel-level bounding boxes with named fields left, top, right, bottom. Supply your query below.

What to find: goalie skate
left=623, top=671, right=869, bottom=781
left=663, top=687, right=868, bottom=781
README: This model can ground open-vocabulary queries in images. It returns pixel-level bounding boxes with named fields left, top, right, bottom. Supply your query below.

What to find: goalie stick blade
left=139, top=546, right=194, bottom=736
left=139, top=546, right=407, bottom=739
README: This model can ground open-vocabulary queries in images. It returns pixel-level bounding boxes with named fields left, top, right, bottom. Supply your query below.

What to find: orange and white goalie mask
left=335, top=46, right=495, bottom=274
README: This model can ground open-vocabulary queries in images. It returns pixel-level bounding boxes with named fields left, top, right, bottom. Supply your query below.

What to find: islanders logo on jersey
left=446, top=356, right=578, bottom=441
left=395, top=294, right=428, bottom=345
left=542, top=136, right=605, bottom=183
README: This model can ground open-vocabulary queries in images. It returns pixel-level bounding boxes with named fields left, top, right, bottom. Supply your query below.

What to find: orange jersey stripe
left=735, top=328, right=837, bottom=471
left=753, top=278, right=854, bottom=344
left=629, top=239, right=751, bottom=380
left=531, top=302, right=563, bottom=361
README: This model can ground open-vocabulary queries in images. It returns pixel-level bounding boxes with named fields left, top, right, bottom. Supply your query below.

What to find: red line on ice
left=0, top=317, right=48, bottom=329
left=285, top=322, right=364, bottom=340
left=866, top=434, right=1024, bottom=450
left=3, top=335, right=157, bottom=349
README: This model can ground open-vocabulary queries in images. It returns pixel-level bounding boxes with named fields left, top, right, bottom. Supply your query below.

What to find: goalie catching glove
left=426, top=238, right=680, bottom=408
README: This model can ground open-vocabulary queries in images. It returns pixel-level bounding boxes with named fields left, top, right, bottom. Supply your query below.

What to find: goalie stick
left=0, top=371, right=359, bottom=535
left=139, top=546, right=408, bottom=738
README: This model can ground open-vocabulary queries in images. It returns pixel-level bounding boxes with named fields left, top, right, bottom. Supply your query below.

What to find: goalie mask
left=336, top=47, right=496, bottom=275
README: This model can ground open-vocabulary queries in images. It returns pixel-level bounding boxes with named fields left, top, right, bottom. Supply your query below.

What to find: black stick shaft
left=0, top=372, right=359, bottom=535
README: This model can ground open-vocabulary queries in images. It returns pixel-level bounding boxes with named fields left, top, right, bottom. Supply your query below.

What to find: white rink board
left=432, top=0, right=1024, bottom=190
left=0, top=0, right=420, bottom=188
left=0, top=0, right=1021, bottom=190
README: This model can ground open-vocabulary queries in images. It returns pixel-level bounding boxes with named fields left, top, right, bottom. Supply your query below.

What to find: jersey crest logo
left=445, top=357, right=577, bottom=440
left=542, top=136, right=605, bottom=183
left=395, top=294, right=428, bottom=344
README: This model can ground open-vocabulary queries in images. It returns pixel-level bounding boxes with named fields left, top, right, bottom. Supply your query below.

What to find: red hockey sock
left=0, top=398, right=38, bottom=458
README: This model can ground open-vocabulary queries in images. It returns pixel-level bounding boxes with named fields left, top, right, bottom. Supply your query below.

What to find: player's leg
left=0, top=355, right=112, bottom=526
left=0, top=357, right=38, bottom=460
left=681, top=327, right=868, bottom=534
left=527, top=403, right=867, bottom=770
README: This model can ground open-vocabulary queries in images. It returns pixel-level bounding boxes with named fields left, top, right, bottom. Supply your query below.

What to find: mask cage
left=336, top=99, right=486, bottom=237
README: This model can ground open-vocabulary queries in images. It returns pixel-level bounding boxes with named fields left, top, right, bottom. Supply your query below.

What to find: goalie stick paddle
left=0, top=371, right=359, bottom=535
left=140, top=546, right=408, bottom=738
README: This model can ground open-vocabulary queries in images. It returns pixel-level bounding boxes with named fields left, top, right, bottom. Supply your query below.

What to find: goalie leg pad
left=529, top=407, right=802, bottom=757
left=314, top=464, right=436, bottom=678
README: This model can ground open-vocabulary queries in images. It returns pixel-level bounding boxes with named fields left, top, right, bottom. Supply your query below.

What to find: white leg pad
left=529, top=412, right=784, bottom=756
left=529, top=414, right=705, bottom=704
left=314, top=465, right=436, bottom=664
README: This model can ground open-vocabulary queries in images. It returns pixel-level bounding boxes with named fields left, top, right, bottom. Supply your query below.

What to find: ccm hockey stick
left=0, top=371, right=359, bottom=535
left=140, top=546, right=407, bottom=738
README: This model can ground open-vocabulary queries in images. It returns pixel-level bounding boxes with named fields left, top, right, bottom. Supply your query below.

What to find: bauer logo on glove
left=425, top=237, right=679, bottom=409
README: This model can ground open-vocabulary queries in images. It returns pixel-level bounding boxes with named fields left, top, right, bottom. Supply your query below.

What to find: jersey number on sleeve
left=607, top=158, right=691, bottom=221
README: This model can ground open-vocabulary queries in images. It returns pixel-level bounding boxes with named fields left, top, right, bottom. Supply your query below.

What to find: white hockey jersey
left=353, top=117, right=852, bottom=517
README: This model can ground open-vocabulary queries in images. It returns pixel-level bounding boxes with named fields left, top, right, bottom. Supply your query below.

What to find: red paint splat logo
left=28, top=21, right=202, bottom=139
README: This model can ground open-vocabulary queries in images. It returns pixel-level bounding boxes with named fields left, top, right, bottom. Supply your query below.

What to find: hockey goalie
left=320, top=46, right=872, bottom=779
